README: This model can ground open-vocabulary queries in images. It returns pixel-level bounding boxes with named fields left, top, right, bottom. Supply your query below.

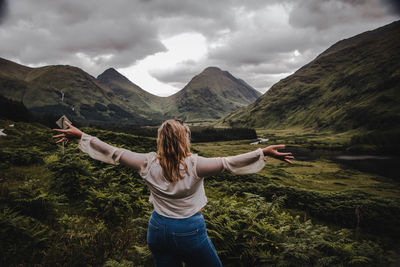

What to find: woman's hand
left=262, top=145, right=294, bottom=164
left=52, top=121, right=83, bottom=145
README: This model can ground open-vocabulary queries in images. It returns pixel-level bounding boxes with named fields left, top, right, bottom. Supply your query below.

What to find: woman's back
left=142, top=152, right=207, bottom=218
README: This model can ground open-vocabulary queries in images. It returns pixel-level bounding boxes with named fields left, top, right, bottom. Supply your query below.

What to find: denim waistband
left=151, top=210, right=203, bottom=225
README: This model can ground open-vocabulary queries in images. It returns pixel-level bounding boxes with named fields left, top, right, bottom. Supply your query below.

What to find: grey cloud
left=0, top=0, right=398, bottom=94
left=381, top=0, right=400, bottom=15
left=2, top=0, right=263, bottom=76
left=203, top=1, right=397, bottom=91
left=138, top=0, right=268, bottom=20
left=0, top=0, right=8, bottom=24
left=0, top=0, right=166, bottom=75
left=143, top=0, right=270, bottom=42
left=151, top=20, right=395, bottom=93
left=209, top=29, right=315, bottom=66
left=288, top=0, right=394, bottom=30
left=149, top=60, right=203, bottom=87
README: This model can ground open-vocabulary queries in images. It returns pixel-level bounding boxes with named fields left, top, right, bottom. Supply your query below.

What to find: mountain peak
left=104, top=67, right=118, bottom=73
left=97, top=67, right=129, bottom=83
left=96, top=66, right=162, bottom=111
left=202, top=66, right=222, bottom=73
left=165, top=65, right=261, bottom=121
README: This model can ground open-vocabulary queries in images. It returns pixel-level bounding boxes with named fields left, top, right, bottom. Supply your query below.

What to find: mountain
left=0, top=59, right=261, bottom=124
left=164, top=67, right=262, bottom=122
left=219, top=20, right=400, bottom=131
left=97, top=68, right=164, bottom=119
left=0, top=59, right=158, bottom=125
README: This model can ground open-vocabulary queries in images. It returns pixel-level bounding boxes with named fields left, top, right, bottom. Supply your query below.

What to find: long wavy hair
left=156, top=119, right=192, bottom=182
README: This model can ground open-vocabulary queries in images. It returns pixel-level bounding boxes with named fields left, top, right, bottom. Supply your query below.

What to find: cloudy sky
left=0, top=0, right=398, bottom=96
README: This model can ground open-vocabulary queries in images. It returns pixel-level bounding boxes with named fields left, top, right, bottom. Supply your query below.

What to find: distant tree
left=0, top=95, right=33, bottom=122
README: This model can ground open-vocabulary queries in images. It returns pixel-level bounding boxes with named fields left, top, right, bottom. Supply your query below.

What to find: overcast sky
left=0, top=0, right=398, bottom=96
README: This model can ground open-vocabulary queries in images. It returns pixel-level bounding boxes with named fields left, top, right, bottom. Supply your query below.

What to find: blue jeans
left=147, top=210, right=223, bottom=267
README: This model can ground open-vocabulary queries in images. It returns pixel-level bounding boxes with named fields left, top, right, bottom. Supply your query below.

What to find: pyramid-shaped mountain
left=163, top=67, right=261, bottom=121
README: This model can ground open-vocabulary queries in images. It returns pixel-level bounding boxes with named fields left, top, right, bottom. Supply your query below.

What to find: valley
left=1, top=120, right=399, bottom=266
left=1, top=19, right=400, bottom=266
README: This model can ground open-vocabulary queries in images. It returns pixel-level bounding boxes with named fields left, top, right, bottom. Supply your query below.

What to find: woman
left=53, top=119, right=293, bottom=267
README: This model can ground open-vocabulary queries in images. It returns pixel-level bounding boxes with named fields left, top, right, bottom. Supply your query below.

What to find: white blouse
left=78, top=133, right=267, bottom=218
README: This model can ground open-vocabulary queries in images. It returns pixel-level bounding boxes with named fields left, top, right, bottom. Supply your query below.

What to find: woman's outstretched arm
left=52, top=122, right=149, bottom=172
left=196, top=145, right=294, bottom=178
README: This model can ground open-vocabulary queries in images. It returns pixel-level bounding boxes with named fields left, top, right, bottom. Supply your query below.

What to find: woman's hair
left=157, top=119, right=192, bottom=182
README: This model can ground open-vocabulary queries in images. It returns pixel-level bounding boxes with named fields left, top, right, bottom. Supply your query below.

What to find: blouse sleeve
left=196, top=148, right=266, bottom=178
left=78, top=133, right=150, bottom=173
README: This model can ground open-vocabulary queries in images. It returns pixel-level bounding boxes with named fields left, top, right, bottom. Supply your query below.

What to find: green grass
left=192, top=135, right=400, bottom=198
left=193, top=135, right=400, bottom=238
left=1, top=120, right=400, bottom=266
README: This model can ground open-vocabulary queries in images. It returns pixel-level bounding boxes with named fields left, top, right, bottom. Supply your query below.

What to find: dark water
left=286, top=146, right=399, bottom=181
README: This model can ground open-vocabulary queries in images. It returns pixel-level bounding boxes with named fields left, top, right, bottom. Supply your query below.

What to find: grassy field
left=193, top=132, right=400, bottom=242
left=1, top=121, right=400, bottom=266
left=255, top=127, right=364, bottom=151
left=192, top=135, right=400, bottom=198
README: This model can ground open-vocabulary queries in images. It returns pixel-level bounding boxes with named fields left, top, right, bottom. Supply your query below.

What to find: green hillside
left=0, top=59, right=157, bottom=125
left=0, top=59, right=261, bottom=125
left=164, top=67, right=262, bottom=122
left=97, top=66, right=262, bottom=123
left=219, top=20, right=400, bottom=132
left=97, top=68, right=164, bottom=119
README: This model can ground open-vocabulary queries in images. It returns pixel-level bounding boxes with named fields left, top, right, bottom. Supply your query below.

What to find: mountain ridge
left=219, top=20, right=400, bottom=131
left=0, top=58, right=261, bottom=124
